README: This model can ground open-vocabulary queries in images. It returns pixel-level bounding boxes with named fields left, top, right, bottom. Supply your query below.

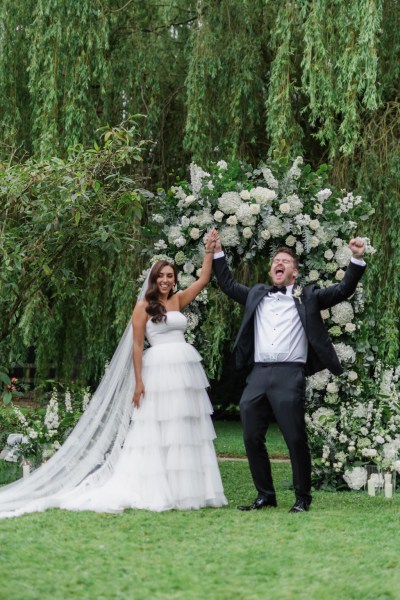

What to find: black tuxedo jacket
left=213, top=256, right=366, bottom=376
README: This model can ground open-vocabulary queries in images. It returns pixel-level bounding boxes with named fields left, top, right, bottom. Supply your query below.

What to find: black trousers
left=240, top=362, right=312, bottom=504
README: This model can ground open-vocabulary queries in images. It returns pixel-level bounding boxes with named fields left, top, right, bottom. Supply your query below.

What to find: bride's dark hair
left=145, top=260, right=178, bottom=323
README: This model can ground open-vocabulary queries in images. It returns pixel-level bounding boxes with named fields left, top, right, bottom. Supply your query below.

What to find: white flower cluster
left=190, top=163, right=210, bottom=195
left=44, top=390, right=60, bottom=433
left=343, top=466, right=367, bottom=490
left=331, top=302, right=354, bottom=326
left=336, top=192, right=362, bottom=214
left=82, top=389, right=91, bottom=412
left=64, top=389, right=73, bottom=413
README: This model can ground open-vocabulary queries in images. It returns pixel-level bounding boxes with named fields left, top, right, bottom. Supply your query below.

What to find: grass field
left=0, top=422, right=399, bottom=600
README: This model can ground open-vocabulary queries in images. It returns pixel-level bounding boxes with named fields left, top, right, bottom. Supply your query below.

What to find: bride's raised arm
left=177, top=228, right=217, bottom=310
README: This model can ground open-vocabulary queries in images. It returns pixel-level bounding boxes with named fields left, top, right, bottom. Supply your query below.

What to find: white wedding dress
left=0, top=312, right=227, bottom=518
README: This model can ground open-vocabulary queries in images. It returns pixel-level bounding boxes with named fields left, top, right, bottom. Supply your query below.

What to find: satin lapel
left=293, top=284, right=306, bottom=330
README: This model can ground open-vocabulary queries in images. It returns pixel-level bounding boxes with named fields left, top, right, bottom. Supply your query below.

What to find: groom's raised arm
left=213, top=252, right=250, bottom=306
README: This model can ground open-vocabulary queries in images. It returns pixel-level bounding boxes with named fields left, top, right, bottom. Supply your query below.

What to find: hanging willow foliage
left=0, top=0, right=399, bottom=376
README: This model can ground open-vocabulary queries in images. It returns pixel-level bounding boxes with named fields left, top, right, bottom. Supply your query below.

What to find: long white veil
left=0, top=274, right=151, bottom=517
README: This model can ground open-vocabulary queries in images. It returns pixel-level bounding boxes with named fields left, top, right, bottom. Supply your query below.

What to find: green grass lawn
left=1, top=423, right=399, bottom=600
left=214, top=420, right=288, bottom=458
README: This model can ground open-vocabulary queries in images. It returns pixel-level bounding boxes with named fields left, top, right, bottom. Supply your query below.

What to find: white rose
left=310, top=236, right=320, bottom=248
left=320, top=309, right=330, bottom=320
left=249, top=203, right=260, bottom=215
left=190, top=228, right=200, bottom=240
left=324, top=249, right=334, bottom=260
left=345, top=323, right=356, bottom=333
left=313, top=203, right=323, bottom=214
left=260, top=229, right=271, bottom=241
left=309, top=270, right=319, bottom=281
left=213, top=210, right=224, bottom=222
left=309, top=219, right=320, bottom=231
left=327, top=382, right=339, bottom=394
left=240, top=189, right=251, bottom=200
left=285, top=235, right=296, bottom=247
left=335, top=269, right=345, bottom=281
left=242, top=227, right=253, bottom=239
left=347, top=370, right=358, bottom=381
left=226, top=215, right=238, bottom=226
left=279, top=203, right=290, bottom=214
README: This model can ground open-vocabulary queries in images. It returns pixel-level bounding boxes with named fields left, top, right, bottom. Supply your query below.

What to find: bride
left=0, top=229, right=227, bottom=518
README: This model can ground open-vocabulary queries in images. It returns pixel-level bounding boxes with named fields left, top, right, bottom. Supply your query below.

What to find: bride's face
left=157, top=265, right=176, bottom=296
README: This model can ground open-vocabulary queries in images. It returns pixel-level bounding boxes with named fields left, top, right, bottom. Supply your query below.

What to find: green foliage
left=0, top=119, right=149, bottom=382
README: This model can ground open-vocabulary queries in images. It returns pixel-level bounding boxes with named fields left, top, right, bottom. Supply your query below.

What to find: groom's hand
left=213, top=231, right=222, bottom=253
left=348, top=237, right=365, bottom=258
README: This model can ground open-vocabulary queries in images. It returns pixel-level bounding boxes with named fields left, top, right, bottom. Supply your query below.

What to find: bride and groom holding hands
left=0, top=227, right=366, bottom=518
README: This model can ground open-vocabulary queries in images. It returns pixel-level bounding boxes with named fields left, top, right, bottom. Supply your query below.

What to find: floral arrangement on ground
left=139, top=156, right=400, bottom=490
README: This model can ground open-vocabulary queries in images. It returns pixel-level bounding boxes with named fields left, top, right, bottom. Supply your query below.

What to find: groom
left=212, top=237, right=366, bottom=512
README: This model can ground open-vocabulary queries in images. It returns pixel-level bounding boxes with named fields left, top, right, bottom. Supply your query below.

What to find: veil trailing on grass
left=0, top=273, right=151, bottom=519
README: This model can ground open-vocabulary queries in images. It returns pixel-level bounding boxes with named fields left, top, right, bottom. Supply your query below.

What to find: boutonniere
left=292, top=286, right=303, bottom=303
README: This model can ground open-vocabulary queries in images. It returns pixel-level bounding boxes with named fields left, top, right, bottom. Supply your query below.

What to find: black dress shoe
left=289, top=500, right=310, bottom=513
left=237, top=497, right=277, bottom=511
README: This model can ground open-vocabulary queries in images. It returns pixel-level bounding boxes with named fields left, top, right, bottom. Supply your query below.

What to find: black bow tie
left=270, top=286, right=287, bottom=295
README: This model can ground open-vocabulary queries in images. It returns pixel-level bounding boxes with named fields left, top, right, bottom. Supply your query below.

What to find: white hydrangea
left=236, top=203, right=257, bottom=226
left=335, top=245, right=352, bottom=267
left=190, top=209, right=213, bottom=227
left=360, top=236, right=376, bottom=255
left=178, top=273, right=196, bottom=288
left=168, top=225, right=183, bottom=244
left=331, top=302, right=354, bottom=326
left=287, top=194, right=303, bottom=214
left=320, top=309, right=330, bottom=320
left=181, top=216, right=190, bottom=227
left=334, top=342, right=356, bottom=363
left=343, top=466, right=367, bottom=490
left=219, top=225, right=240, bottom=247
left=217, top=160, right=228, bottom=170
left=183, top=262, right=195, bottom=274
left=308, top=369, right=331, bottom=391
left=327, top=382, right=339, bottom=394
left=174, top=236, right=186, bottom=247
left=352, top=402, right=369, bottom=418
left=262, top=167, right=279, bottom=189
left=250, top=187, right=276, bottom=205
left=218, top=192, right=242, bottom=215
left=296, top=241, right=304, bottom=255
left=312, top=407, right=335, bottom=427
left=266, top=215, right=285, bottom=237
left=174, top=251, right=186, bottom=265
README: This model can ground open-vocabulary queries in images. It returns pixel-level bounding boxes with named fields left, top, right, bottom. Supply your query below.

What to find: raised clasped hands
left=348, top=237, right=365, bottom=258
left=205, top=227, right=221, bottom=253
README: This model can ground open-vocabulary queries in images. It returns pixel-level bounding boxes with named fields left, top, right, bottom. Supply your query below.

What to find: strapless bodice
left=145, top=312, right=187, bottom=346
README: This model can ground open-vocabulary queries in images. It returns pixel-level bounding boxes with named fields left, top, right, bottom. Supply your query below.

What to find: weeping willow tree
left=0, top=0, right=399, bottom=381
